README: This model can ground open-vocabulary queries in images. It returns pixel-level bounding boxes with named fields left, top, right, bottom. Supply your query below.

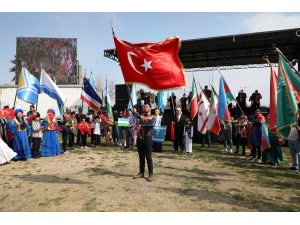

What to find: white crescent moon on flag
left=127, top=52, right=143, bottom=75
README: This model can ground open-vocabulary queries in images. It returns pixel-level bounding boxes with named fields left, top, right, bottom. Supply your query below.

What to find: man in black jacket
left=173, top=108, right=186, bottom=152
left=133, top=103, right=156, bottom=182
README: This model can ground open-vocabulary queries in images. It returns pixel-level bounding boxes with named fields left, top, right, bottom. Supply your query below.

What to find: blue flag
left=152, top=126, right=167, bottom=143
left=157, top=90, right=170, bottom=113
left=17, top=67, right=41, bottom=104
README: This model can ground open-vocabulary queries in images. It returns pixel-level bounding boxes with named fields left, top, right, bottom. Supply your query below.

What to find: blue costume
left=41, top=109, right=61, bottom=157
left=12, top=109, right=31, bottom=160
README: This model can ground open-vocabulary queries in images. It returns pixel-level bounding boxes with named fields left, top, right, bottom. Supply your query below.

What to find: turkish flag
left=114, top=36, right=187, bottom=90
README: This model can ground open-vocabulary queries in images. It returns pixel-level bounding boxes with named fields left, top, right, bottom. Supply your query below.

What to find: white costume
left=184, top=124, right=193, bottom=153
left=0, top=138, right=17, bottom=164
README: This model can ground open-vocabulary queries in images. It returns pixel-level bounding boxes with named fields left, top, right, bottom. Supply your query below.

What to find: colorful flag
left=190, top=77, right=198, bottom=120
left=269, top=64, right=278, bottom=131
left=157, top=90, right=170, bottom=113
left=40, top=69, right=66, bottom=115
left=197, top=90, right=210, bottom=134
left=118, top=118, right=129, bottom=127
left=218, top=76, right=231, bottom=121
left=223, top=76, right=235, bottom=103
left=128, top=84, right=137, bottom=109
left=207, top=88, right=220, bottom=135
left=80, top=77, right=102, bottom=111
left=152, top=126, right=167, bottom=143
left=113, top=36, right=187, bottom=90
left=105, top=79, right=113, bottom=117
left=278, top=54, right=300, bottom=102
left=276, top=74, right=298, bottom=138
left=17, top=67, right=41, bottom=104
left=261, top=123, right=271, bottom=150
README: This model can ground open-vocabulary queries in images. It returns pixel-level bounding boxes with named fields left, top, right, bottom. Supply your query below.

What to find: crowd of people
left=0, top=87, right=299, bottom=182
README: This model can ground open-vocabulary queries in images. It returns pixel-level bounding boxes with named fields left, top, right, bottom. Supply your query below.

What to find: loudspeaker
left=115, top=84, right=130, bottom=107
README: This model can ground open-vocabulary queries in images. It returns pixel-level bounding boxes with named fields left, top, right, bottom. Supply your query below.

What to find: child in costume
left=41, top=109, right=61, bottom=157
left=183, top=117, right=194, bottom=154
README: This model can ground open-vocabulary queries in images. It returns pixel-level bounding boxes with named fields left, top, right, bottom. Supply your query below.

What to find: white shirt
left=93, top=122, right=101, bottom=135
left=177, top=114, right=181, bottom=122
left=155, top=115, right=162, bottom=126
left=288, top=127, right=299, bottom=140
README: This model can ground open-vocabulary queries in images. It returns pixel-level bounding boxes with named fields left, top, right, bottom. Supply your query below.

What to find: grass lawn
left=0, top=141, right=299, bottom=211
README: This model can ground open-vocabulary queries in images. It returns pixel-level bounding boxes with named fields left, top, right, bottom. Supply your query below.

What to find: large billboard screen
left=16, top=37, right=77, bottom=85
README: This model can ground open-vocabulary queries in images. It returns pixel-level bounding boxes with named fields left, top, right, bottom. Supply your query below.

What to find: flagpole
left=274, top=47, right=300, bottom=76
left=14, top=64, right=24, bottom=108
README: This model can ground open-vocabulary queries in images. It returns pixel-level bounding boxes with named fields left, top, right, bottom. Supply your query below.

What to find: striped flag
left=80, top=77, right=102, bottom=111
left=105, top=78, right=113, bottom=117
left=17, top=67, right=41, bottom=104
left=218, top=76, right=231, bottom=122
left=40, top=69, right=66, bottom=115
left=189, top=77, right=198, bottom=120
left=207, top=88, right=220, bottom=135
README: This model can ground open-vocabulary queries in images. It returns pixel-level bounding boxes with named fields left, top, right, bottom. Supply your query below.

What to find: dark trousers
left=62, top=133, right=69, bottom=151
left=235, top=134, right=246, bottom=154
left=77, top=132, right=81, bottom=146
left=91, top=129, right=95, bottom=144
left=32, top=137, right=41, bottom=158
left=152, top=142, right=162, bottom=152
left=137, top=137, right=153, bottom=175
left=94, top=134, right=101, bottom=146
left=252, top=144, right=262, bottom=159
left=81, top=133, right=87, bottom=147
left=126, top=128, right=134, bottom=147
left=69, top=132, right=74, bottom=148
left=202, top=130, right=211, bottom=148
left=173, top=133, right=184, bottom=151
left=112, top=125, right=119, bottom=144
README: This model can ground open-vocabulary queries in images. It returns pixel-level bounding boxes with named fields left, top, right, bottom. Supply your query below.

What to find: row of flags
left=16, top=67, right=66, bottom=114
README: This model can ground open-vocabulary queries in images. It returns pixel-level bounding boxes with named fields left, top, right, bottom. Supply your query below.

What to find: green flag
left=276, top=74, right=298, bottom=138
left=105, top=79, right=113, bottom=117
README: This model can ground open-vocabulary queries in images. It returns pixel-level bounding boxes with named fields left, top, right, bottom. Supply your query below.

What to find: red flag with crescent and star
left=113, top=36, right=187, bottom=90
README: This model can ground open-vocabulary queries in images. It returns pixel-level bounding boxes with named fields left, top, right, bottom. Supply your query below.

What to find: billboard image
left=16, top=37, right=77, bottom=85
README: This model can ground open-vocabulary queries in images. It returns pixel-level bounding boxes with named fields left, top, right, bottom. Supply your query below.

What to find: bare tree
left=94, top=76, right=116, bottom=105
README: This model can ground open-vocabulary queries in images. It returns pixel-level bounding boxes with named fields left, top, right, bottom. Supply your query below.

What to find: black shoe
left=288, top=167, right=297, bottom=170
left=146, top=175, right=153, bottom=182
left=133, top=173, right=144, bottom=179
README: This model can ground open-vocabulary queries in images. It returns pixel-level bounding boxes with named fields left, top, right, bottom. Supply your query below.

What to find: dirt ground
left=0, top=142, right=300, bottom=212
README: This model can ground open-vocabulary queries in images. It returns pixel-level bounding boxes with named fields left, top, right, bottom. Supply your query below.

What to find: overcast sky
left=0, top=12, right=299, bottom=106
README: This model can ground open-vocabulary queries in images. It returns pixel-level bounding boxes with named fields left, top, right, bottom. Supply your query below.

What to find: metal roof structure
left=104, top=28, right=300, bottom=71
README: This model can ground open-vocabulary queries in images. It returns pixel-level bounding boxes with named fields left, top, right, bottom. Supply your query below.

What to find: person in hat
left=41, top=109, right=61, bottom=157
left=31, top=112, right=42, bottom=158
left=12, top=109, right=32, bottom=160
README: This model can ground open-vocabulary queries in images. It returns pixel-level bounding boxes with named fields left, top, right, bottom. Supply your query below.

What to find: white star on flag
left=141, top=59, right=153, bottom=72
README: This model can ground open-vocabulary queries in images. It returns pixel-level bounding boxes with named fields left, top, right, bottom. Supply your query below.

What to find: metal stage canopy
left=104, top=28, right=300, bottom=71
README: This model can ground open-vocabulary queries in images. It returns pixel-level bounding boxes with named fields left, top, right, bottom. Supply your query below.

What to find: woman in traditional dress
left=0, top=111, right=17, bottom=164
left=262, top=128, right=284, bottom=165
left=12, top=109, right=32, bottom=160
left=41, top=109, right=61, bottom=157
